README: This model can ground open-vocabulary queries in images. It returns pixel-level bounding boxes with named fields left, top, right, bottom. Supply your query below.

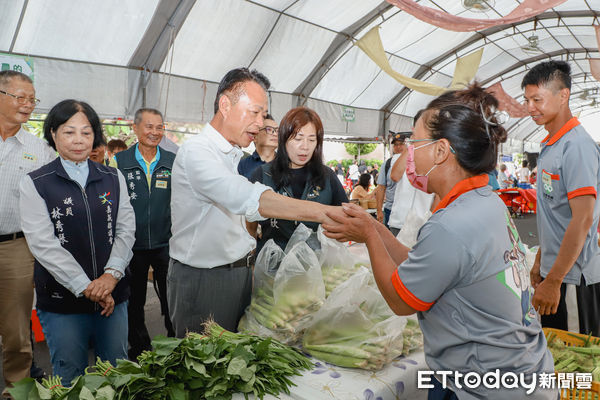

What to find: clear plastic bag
left=396, top=209, right=431, bottom=248
left=284, top=223, right=320, bottom=254
left=238, top=239, right=283, bottom=335
left=239, top=236, right=325, bottom=345
left=302, top=267, right=407, bottom=370
left=317, top=226, right=367, bottom=296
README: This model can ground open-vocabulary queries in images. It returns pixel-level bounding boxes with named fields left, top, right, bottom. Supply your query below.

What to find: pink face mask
left=405, top=141, right=438, bottom=193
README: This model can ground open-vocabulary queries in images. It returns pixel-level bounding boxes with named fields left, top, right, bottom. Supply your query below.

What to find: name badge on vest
left=23, top=153, right=37, bottom=161
left=156, top=180, right=168, bottom=189
left=541, top=170, right=555, bottom=196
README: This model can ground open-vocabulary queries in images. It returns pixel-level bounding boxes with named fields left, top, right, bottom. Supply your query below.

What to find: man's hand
left=376, top=209, right=384, bottom=223
left=323, top=203, right=376, bottom=243
left=530, top=258, right=542, bottom=289
left=531, top=277, right=561, bottom=316
left=83, top=274, right=118, bottom=302
left=98, top=294, right=115, bottom=317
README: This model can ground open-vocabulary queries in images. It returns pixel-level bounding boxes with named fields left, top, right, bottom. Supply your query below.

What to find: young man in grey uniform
left=523, top=60, right=600, bottom=336
left=375, top=132, right=409, bottom=228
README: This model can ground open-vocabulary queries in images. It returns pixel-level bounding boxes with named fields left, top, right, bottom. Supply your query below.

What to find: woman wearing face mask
left=248, top=107, right=348, bottom=255
left=18, top=100, right=135, bottom=384
left=323, top=85, right=557, bottom=400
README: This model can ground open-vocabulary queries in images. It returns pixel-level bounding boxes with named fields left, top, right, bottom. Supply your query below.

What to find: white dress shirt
left=0, top=127, right=56, bottom=234
left=19, top=159, right=135, bottom=296
left=169, top=123, right=271, bottom=268
left=388, top=172, right=434, bottom=230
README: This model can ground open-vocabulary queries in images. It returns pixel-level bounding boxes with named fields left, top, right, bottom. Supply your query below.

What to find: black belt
left=213, top=252, right=255, bottom=269
left=0, top=232, right=24, bottom=243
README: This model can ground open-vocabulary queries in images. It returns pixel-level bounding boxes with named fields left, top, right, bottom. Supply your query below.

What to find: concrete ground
left=0, top=214, right=539, bottom=392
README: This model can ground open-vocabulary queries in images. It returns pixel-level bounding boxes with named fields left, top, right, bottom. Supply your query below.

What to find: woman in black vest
left=19, top=100, right=135, bottom=385
left=248, top=107, right=347, bottom=255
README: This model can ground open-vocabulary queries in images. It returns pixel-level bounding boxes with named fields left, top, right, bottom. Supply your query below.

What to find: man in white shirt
left=388, top=111, right=436, bottom=236
left=0, top=71, right=55, bottom=391
left=498, top=163, right=511, bottom=189
left=168, top=68, right=343, bottom=335
left=518, top=160, right=531, bottom=189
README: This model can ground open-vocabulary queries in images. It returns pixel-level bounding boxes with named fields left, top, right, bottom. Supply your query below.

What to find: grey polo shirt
left=392, top=180, right=555, bottom=398
left=537, top=119, right=600, bottom=285
left=376, top=154, right=400, bottom=210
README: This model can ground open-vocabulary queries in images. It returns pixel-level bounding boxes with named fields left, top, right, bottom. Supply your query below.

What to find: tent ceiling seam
left=248, top=13, right=283, bottom=68
left=292, top=1, right=393, bottom=99
left=9, top=0, right=29, bottom=53
left=381, top=10, right=599, bottom=114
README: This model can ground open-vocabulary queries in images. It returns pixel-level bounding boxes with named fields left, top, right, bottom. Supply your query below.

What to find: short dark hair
left=134, top=108, right=163, bottom=125
left=94, top=134, right=107, bottom=149
left=214, top=68, right=270, bottom=114
left=358, top=173, right=371, bottom=190
left=265, top=113, right=274, bottom=121
left=43, top=100, right=104, bottom=151
left=107, top=138, right=127, bottom=152
left=521, top=60, right=571, bottom=91
left=271, top=107, right=325, bottom=191
left=423, top=83, right=507, bottom=175
left=522, top=160, right=528, bottom=168
left=0, top=70, right=33, bottom=88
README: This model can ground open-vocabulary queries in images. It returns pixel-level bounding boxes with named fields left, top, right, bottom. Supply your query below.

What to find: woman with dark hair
left=350, top=173, right=375, bottom=200
left=323, top=84, right=556, bottom=399
left=18, top=100, right=135, bottom=384
left=249, top=106, right=347, bottom=254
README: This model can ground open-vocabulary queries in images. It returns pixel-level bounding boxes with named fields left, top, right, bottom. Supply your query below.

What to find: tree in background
left=344, top=143, right=377, bottom=160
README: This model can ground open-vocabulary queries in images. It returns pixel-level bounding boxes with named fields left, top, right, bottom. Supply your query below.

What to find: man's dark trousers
left=128, top=247, right=175, bottom=360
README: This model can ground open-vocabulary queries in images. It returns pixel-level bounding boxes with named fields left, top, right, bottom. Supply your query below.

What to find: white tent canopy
left=1, top=0, right=599, bottom=149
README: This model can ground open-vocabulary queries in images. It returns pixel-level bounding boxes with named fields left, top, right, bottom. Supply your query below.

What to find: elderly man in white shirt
left=168, top=68, right=342, bottom=334
left=0, top=71, right=55, bottom=390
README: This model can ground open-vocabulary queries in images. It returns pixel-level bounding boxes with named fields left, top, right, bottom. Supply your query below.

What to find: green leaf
left=79, top=386, right=95, bottom=400
left=255, top=338, right=271, bottom=359
left=152, top=336, right=182, bottom=356
left=226, top=357, right=247, bottom=375
left=232, top=344, right=255, bottom=363
left=7, top=378, right=37, bottom=400
left=167, top=382, right=187, bottom=400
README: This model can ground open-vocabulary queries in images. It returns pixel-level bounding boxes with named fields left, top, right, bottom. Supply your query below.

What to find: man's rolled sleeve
left=392, top=221, right=472, bottom=311
left=184, top=143, right=272, bottom=219
left=563, top=140, right=598, bottom=200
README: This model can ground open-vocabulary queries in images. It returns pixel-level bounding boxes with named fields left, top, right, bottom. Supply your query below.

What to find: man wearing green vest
left=114, top=108, right=176, bottom=359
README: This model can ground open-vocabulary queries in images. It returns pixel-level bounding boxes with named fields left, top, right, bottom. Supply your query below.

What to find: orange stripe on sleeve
left=567, top=186, right=597, bottom=200
left=391, top=270, right=434, bottom=312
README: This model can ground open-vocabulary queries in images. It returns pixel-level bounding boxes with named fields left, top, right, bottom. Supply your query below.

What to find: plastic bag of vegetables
left=238, top=239, right=284, bottom=337
left=302, top=267, right=407, bottom=370
left=240, top=239, right=325, bottom=345
left=316, top=226, right=365, bottom=296
left=284, top=223, right=320, bottom=254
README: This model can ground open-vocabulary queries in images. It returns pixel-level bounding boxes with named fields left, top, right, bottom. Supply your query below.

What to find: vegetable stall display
left=9, top=321, right=312, bottom=400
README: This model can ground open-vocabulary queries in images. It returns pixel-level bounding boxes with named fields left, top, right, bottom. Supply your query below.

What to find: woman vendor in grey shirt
left=324, top=84, right=557, bottom=400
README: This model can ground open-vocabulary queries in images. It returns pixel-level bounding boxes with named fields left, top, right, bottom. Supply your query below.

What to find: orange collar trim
left=541, top=117, right=580, bottom=146
left=434, top=174, right=489, bottom=212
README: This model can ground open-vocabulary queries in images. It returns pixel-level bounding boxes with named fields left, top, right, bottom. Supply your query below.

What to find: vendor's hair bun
left=424, top=83, right=506, bottom=175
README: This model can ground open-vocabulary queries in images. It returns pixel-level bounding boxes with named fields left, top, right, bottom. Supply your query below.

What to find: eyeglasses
left=260, top=126, right=279, bottom=135
left=404, top=138, right=435, bottom=145
left=0, top=90, right=40, bottom=106
left=405, top=137, right=456, bottom=154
